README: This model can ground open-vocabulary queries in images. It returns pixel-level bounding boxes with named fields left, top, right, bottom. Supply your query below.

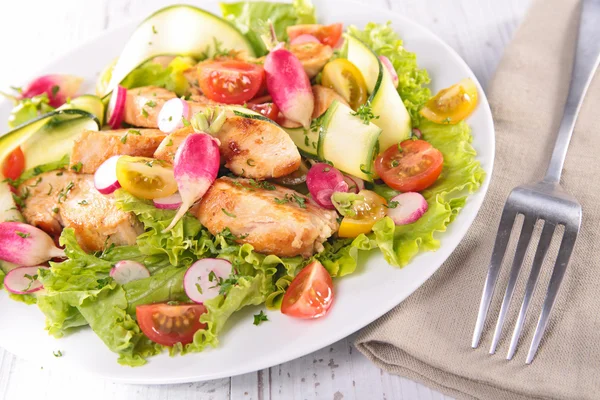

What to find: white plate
left=0, top=0, right=494, bottom=384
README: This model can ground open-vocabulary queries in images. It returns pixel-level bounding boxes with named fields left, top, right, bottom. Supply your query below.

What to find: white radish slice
left=343, top=174, right=365, bottom=194
left=94, top=155, right=122, bottom=195
left=0, top=222, right=65, bottom=266
left=4, top=266, right=49, bottom=295
left=107, top=85, right=127, bottom=129
left=158, top=98, right=190, bottom=133
left=184, top=258, right=233, bottom=304
left=290, top=34, right=320, bottom=45
left=306, top=163, right=348, bottom=209
left=379, top=55, right=399, bottom=88
left=153, top=193, right=183, bottom=210
left=110, top=260, right=150, bottom=285
left=387, top=192, right=428, bottom=225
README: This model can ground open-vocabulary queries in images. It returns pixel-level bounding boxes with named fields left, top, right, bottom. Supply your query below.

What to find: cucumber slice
left=0, top=95, right=103, bottom=177
left=284, top=126, right=320, bottom=159
left=0, top=182, right=23, bottom=223
left=317, top=100, right=381, bottom=181
left=346, top=35, right=411, bottom=151
left=103, top=5, right=255, bottom=97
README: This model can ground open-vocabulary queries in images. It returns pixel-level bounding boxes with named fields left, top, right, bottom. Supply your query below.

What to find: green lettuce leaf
left=220, top=0, right=316, bottom=56
left=120, top=56, right=194, bottom=96
left=348, top=22, right=431, bottom=123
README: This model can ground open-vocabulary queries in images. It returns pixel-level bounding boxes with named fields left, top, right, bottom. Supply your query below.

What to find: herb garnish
left=253, top=311, right=269, bottom=326
left=15, top=231, right=30, bottom=238
left=351, top=101, right=379, bottom=125
left=71, top=162, right=83, bottom=172
left=221, top=208, right=236, bottom=218
left=145, top=100, right=157, bottom=108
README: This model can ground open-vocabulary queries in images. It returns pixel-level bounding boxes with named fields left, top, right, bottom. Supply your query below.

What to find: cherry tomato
left=281, top=260, right=334, bottom=319
left=420, top=78, right=478, bottom=124
left=321, top=59, right=368, bottom=110
left=337, top=190, right=387, bottom=238
left=287, top=23, right=343, bottom=48
left=116, top=156, right=178, bottom=200
left=2, top=147, right=25, bottom=180
left=248, top=102, right=280, bottom=121
left=374, top=140, right=443, bottom=192
left=197, top=60, right=265, bottom=104
left=136, top=303, right=207, bottom=346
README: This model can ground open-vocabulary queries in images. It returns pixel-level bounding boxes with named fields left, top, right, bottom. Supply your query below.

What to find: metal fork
left=471, top=0, right=600, bottom=364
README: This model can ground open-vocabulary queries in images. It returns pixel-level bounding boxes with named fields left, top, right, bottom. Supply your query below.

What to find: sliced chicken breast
left=196, top=177, right=339, bottom=258
left=70, top=129, right=166, bottom=173
left=18, top=172, right=141, bottom=252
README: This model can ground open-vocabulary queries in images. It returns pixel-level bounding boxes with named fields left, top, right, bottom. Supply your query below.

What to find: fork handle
left=544, top=0, right=600, bottom=183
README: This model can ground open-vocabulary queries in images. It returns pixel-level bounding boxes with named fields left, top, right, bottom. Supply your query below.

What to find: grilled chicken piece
left=123, top=86, right=223, bottom=128
left=18, top=172, right=141, bottom=252
left=153, top=128, right=190, bottom=164
left=280, top=85, right=349, bottom=128
left=290, top=42, right=334, bottom=78
left=197, top=177, right=339, bottom=258
left=70, top=129, right=166, bottom=173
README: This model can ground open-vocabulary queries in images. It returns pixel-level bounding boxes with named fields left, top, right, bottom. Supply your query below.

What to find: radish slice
left=412, top=128, right=422, bottom=139
left=4, top=266, right=49, bottom=295
left=110, top=260, right=150, bottom=285
left=158, top=98, right=190, bottom=133
left=153, top=193, right=183, bottom=210
left=306, top=163, right=349, bottom=209
left=163, top=133, right=220, bottom=232
left=184, top=258, right=233, bottom=303
left=21, top=75, right=83, bottom=108
left=379, top=55, right=399, bottom=89
left=0, top=222, right=65, bottom=266
left=94, top=155, right=122, bottom=195
left=265, top=47, right=314, bottom=128
left=343, top=174, right=365, bottom=194
left=290, top=34, right=320, bottom=45
left=387, top=192, right=428, bottom=225
left=107, top=85, right=127, bottom=129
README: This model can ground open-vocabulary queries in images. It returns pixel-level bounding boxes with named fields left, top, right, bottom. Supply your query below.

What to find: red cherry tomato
left=374, top=140, right=443, bottom=192
left=136, top=303, right=207, bottom=346
left=248, top=102, right=280, bottom=122
left=197, top=60, right=265, bottom=104
left=2, top=147, right=25, bottom=180
left=281, top=261, right=334, bottom=319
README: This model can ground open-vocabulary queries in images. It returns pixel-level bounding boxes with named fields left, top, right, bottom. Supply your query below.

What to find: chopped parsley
left=195, top=283, right=203, bottom=295
left=51, top=85, right=60, bottom=97
left=145, top=100, right=157, bottom=108
left=246, top=159, right=256, bottom=166
left=253, top=311, right=269, bottom=326
left=274, top=193, right=306, bottom=208
left=141, top=108, right=149, bottom=118
left=128, top=129, right=141, bottom=135
left=248, top=179, right=275, bottom=190
left=351, top=101, right=379, bottom=125
left=120, top=132, right=129, bottom=144
left=78, top=200, right=89, bottom=206
left=221, top=208, right=236, bottom=218
left=29, top=177, right=43, bottom=187
left=15, top=231, right=30, bottom=238
left=218, top=227, right=248, bottom=241
left=442, top=117, right=452, bottom=124
left=182, top=116, right=191, bottom=127
left=152, top=25, right=158, bottom=34
left=57, top=182, right=74, bottom=203
left=47, top=184, right=53, bottom=196
left=52, top=207, right=59, bottom=213
left=71, top=162, right=83, bottom=172
left=387, top=201, right=399, bottom=209
left=274, top=197, right=289, bottom=205
left=23, top=273, right=38, bottom=291
left=166, top=138, right=173, bottom=147
left=53, top=350, right=63, bottom=358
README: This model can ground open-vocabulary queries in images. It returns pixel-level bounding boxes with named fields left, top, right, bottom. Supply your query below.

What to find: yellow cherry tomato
left=321, top=58, right=368, bottom=110
left=337, top=190, right=387, bottom=238
left=116, top=156, right=178, bottom=200
left=419, top=78, right=478, bottom=124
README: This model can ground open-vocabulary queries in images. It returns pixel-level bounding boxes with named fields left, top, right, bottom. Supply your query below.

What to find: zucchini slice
left=103, top=5, right=255, bottom=97
left=284, top=126, right=320, bottom=159
left=346, top=35, right=411, bottom=151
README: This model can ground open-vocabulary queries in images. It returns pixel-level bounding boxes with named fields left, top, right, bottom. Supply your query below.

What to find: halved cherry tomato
left=420, top=78, right=478, bottom=124
left=2, top=147, right=25, bottom=180
left=337, top=190, right=387, bottom=238
left=287, top=23, right=343, bottom=48
left=116, top=156, right=178, bottom=200
left=248, top=102, right=280, bottom=122
left=375, top=140, right=443, bottom=192
left=136, top=303, right=207, bottom=346
left=321, top=59, right=368, bottom=110
left=281, top=260, right=334, bottom=319
left=197, top=60, right=265, bottom=104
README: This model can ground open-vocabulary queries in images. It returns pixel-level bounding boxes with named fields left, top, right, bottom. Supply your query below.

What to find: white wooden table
left=0, top=0, right=529, bottom=398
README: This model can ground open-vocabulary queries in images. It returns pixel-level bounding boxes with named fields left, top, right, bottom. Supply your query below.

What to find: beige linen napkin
left=355, top=0, right=600, bottom=399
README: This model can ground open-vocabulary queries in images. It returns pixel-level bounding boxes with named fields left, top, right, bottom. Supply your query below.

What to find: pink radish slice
left=4, top=266, right=49, bottom=295
left=264, top=47, right=314, bottom=129
left=21, top=75, right=83, bottom=108
left=110, top=260, right=150, bottom=284
left=387, top=192, right=428, bottom=225
left=184, top=258, right=233, bottom=303
left=412, top=128, right=422, bottom=139
left=290, top=34, right=320, bottom=45
left=0, top=222, right=65, bottom=266
left=163, top=133, right=221, bottom=232
left=158, top=98, right=190, bottom=133
left=107, top=85, right=127, bottom=129
left=94, top=155, right=121, bottom=194
left=306, top=163, right=349, bottom=209
left=153, top=193, right=183, bottom=210
left=379, top=55, right=399, bottom=88
left=343, top=174, right=365, bottom=194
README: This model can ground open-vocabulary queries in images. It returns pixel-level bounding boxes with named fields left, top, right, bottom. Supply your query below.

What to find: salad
left=0, top=0, right=484, bottom=366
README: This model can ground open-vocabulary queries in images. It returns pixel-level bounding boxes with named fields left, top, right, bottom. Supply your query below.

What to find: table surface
left=0, top=0, right=530, bottom=399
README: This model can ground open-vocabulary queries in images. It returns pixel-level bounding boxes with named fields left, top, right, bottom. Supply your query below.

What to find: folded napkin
left=355, top=0, right=600, bottom=399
